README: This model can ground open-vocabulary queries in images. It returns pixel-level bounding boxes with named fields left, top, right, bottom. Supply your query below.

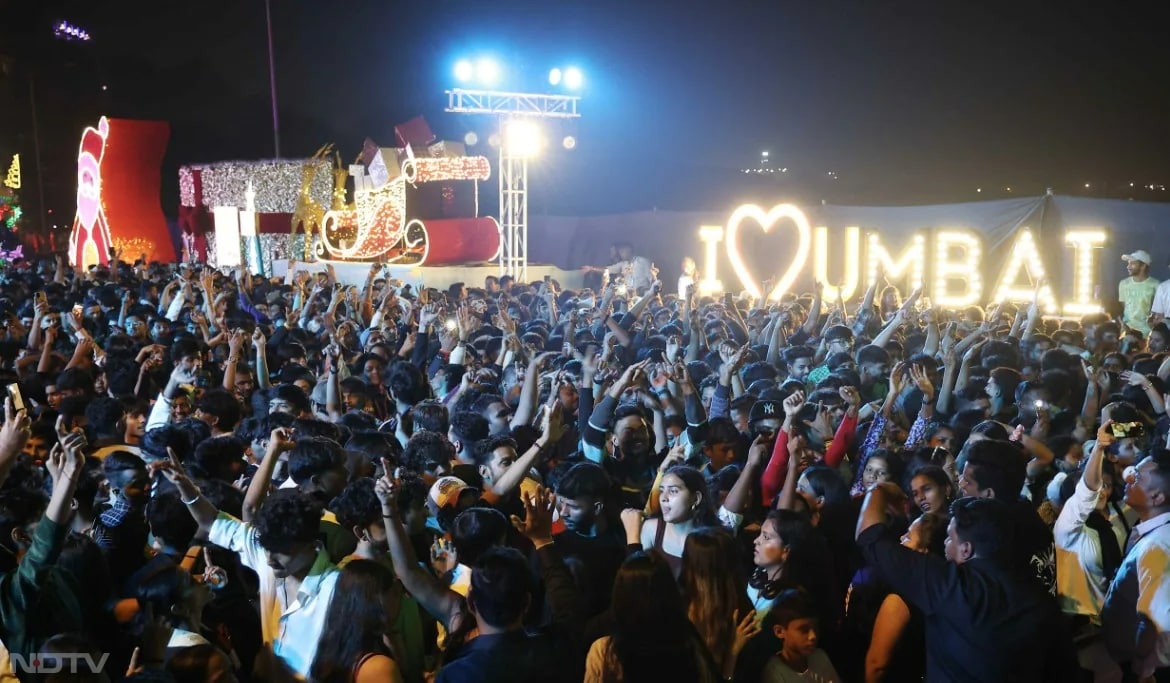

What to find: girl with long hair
left=907, top=465, right=957, bottom=521
left=584, top=552, right=720, bottom=683
left=679, top=527, right=759, bottom=680
left=309, top=559, right=404, bottom=683
left=632, top=465, right=721, bottom=576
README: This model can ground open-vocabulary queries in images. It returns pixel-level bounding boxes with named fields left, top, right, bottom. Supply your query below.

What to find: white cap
left=1122, top=250, right=1153, bottom=265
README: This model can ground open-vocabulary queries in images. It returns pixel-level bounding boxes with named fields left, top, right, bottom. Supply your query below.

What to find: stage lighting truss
left=446, top=88, right=581, bottom=280
left=445, top=89, right=581, bottom=119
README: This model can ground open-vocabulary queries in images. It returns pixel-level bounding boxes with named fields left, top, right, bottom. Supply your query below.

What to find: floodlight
left=475, top=58, right=501, bottom=86
left=464, top=131, right=479, bottom=146
left=562, top=136, right=577, bottom=150
left=454, top=60, right=474, bottom=82
left=563, top=67, right=583, bottom=90
left=549, top=68, right=563, bottom=86
left=503, top=120, right=542, bottom=158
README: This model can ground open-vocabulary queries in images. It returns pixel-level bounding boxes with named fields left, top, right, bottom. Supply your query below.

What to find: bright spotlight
left=562, top=136, right=577, bottom=150
left=464, top=132, right=479, bottom=146
left=563, top=67, right=583, bottom=90
left=487, top=133, right=501, bottom=148
left=503, top=120, right=542, bottom=158
left=454, top=60, right=474, bottom=82
left=475, top=58, right=501, bottom=86
left=549, top=68, right=563, bottom=86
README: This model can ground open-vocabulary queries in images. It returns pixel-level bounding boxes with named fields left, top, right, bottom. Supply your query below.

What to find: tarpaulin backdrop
left=529, top=195, right=1170, bottom=308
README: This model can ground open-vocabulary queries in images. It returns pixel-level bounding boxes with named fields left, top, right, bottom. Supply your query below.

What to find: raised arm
left=242, top=428, right=296, bottom=523
left=0, top=398, right=30, bottom=489
left=511, top=352, right=557, bottom=429
left=154, top=449, right=219, bottom=538
left=801, top=282, right=825, bottom=338
left=724, top=434, right=770, bottom=516
left=376, top=470, right=463, bottom=629
left=489, top=399, right=566, bottom=500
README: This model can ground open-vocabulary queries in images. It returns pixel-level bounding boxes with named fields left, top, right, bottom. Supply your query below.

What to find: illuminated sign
left=699, top=203, right=1107, bottom=316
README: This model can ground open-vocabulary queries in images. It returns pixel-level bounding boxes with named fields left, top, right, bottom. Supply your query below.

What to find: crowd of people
left=0, top=245, right=1168, bottom=683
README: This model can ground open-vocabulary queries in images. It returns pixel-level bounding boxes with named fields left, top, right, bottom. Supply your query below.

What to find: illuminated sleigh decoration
left=316, top=155, right=498, bottom=266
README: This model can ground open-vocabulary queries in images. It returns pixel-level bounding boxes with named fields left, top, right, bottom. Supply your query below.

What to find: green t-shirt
left=1119, top=276, right=1160, bottom=334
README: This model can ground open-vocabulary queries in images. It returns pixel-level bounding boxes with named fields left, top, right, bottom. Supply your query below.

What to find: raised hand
left=0, top=397, right=31, bottom=459
left=838, top=385, right=861, bottom=408
left=782, top=390, right=806, bottom=417
left=732, top=609, right=762, bottom=657
left=510, top=486, right=556, bottom=544
left=228, top=329, right=246, bottom=356
left=620, top=508, right=644, bottom=544
left=541, top=399, right=567, bottom=444
left=908, top=364, right=935, bottom=400
left=269, top=427, right=296, bottom=455
left=430, top=537, right=458, bottom=575
left=747, top=434, right=773, bottom=468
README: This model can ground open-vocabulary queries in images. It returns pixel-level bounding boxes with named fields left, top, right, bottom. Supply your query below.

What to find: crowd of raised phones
left=0, top=251, right=1168, bottom=683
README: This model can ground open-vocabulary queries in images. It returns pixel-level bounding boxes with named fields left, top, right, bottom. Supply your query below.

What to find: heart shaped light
left=725, top=203, right=812, bottom=301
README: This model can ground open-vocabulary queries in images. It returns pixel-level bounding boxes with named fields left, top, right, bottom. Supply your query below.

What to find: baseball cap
left=428, top=475, right=479, bottom=511
left=1122, top=250, right=1153, bottom=265
left=749, top=398, right=781, bottom=424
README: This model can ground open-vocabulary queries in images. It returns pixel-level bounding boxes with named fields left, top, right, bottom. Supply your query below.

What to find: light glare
left=503, top=120, right=542, bottom=158
left=562, top=136, right=577, bottom=150
left=563, top=67, right=583, bottom=90
left=454, top=60, right=474, bottom=82
left=549, top=68, right=563, bottom=86
left=475, top=58, right=501, bottom=86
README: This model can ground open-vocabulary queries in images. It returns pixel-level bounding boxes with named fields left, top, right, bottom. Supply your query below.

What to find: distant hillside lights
left=696, top=203, right=1107, bottom=316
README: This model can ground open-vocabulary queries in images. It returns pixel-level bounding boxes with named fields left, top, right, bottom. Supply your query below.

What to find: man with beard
left=553, top=462, right=625, bottom=619
left=586, top=361, right=661, bottom=509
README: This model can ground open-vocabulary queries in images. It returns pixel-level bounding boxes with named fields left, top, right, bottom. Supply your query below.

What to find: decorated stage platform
left=273, top=260, right=584, bottom=292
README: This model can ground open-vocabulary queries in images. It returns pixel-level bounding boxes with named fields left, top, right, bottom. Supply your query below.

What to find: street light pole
left=28, top=75, right=47, bottom=243
left=264, top=0, right=281, bottom=158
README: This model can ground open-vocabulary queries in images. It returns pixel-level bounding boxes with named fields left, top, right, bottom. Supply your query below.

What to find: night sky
left=3, top=0, right=1169, bottom=218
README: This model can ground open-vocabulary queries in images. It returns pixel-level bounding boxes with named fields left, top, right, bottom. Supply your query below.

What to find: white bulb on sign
left=698, top=226, right=725, bottom=295
left=867, top=233, right=926, bottom=291
left=992, top=228, right=1057, bottom=313
left=933, top=229, right=983, bottom=308
left=1062, top=229, right=1107, bottom=316
left=725, top=204, right=812, bottom=301
left=814, top=226, right=860, bottom=302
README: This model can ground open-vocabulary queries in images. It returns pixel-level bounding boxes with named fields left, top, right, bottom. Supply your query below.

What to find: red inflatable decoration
left=70, top=117, right=173, bottom=267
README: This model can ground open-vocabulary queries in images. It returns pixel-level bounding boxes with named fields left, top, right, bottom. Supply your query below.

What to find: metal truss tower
left=446, top=88, right=581, bottom=280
